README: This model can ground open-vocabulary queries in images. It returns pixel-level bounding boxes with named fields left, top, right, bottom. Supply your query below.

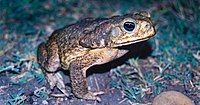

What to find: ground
left=0, top=0, right=199, bottom=105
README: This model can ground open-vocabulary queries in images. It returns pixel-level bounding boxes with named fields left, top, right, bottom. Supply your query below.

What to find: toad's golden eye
left=123, top=21, right=135, bottom=32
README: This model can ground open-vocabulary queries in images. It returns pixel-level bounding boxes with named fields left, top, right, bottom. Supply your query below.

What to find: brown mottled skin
left=37, top=12, right=156, bottom=101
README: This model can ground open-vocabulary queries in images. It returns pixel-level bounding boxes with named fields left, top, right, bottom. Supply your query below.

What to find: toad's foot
left=82, top=91, right=105, bottom=102
left=46, top=72, right=69, bottom=97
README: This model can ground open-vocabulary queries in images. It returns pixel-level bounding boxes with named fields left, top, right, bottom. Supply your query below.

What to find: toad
left=37, top=12, right=156, bottom=101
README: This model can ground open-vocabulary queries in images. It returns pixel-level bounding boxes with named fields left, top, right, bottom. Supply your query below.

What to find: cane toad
left=37, top=12, right=156, bottom=101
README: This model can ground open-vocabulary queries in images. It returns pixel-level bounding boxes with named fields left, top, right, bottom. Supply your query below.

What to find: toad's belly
left=60, top=47, right=128, bottom=70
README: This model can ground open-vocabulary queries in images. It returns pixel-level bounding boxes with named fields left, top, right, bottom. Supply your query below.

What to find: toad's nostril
left=145, top=23, right=151, bottom=29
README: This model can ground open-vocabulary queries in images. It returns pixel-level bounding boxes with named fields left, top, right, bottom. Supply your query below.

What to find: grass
left=0, top=52, right=45, bottom=84
left=8, top=89, right=27, bottom=105
left=7, top=87, right=47, bottom=105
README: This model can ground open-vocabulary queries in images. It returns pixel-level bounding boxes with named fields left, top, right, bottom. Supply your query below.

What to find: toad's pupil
left=123, top=22, right=135, bottom=32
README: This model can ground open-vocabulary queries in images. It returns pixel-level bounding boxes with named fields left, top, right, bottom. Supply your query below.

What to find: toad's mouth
left=113, top=31, right=156, bottom=47
left=114, top=37, right=150, bottom=47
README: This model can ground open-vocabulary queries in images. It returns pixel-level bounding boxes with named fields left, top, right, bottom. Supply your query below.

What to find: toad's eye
left=123, top=21, right=135, bottom=32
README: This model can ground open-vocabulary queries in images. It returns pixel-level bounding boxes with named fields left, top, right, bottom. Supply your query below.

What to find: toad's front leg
left=69, top=57, right=105, bottom=101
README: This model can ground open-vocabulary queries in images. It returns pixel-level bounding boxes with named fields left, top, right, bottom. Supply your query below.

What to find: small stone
left=42, top=100, right=48, bottom=105
left=152, top=91, right=195, bottom=105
